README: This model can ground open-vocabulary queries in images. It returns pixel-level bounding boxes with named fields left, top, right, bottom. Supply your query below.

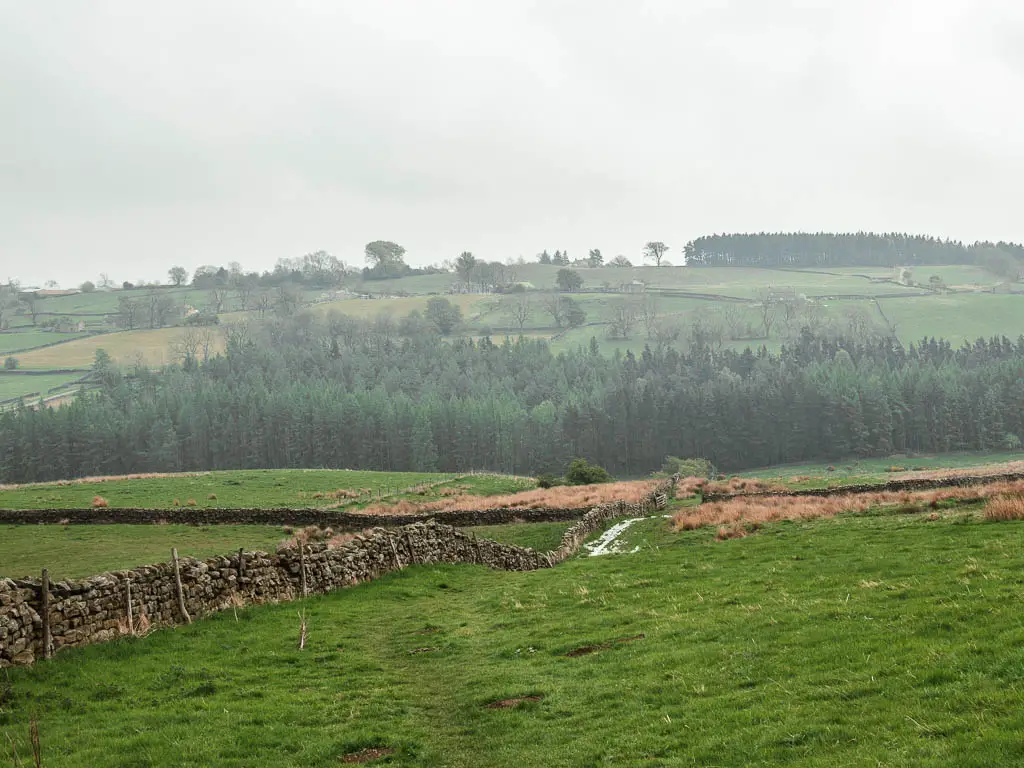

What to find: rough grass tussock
left=984, top=493, right=1024, bottom=521
left=355, top=479, right=659, bottom=516
left=673, top=479, right=1024, bottom=533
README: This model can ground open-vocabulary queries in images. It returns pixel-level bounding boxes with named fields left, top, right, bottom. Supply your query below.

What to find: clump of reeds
left=984, top=493, right=1024, bottom=522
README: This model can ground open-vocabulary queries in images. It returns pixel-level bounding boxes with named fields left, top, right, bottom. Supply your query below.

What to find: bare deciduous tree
left=504, top=293, right=533, bottom=331
left=755, top=289, right=778, bottom=337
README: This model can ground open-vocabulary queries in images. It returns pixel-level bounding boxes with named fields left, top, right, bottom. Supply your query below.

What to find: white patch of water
left=584, top=517, right=648, bottom=557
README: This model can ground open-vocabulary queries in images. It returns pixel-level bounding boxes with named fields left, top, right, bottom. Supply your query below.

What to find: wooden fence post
left=404, top=531, right=418, bottom=565
left=171, top=548, right=191, bottom=624
left=40, top=568, right=51, bottom=660
left=299, top=544, right=308, bottom=598
left=388, top=536, right=403, bottom=569
left=126, top=578, right=135, bottom=636
left=238, top=547, right=245, bottom=578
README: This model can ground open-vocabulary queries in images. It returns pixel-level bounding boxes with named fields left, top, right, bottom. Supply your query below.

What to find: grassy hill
left=3, top=506, right=1022, bottom=766
left=3, top=264, right=1024, bottom=403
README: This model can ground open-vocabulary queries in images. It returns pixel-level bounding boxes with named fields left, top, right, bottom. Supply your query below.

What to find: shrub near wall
left=0, top=476, right=677, bottom=667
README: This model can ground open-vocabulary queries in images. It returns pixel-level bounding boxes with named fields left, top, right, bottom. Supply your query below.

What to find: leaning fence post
left=40, top=568, right=51, bottom=660
left=171, top=548, right=191, bottom=624
left=388, top=535, right=403, bottom=569
left=299, top=543, right=308, bottom=598
left=404, top=531, right=418, bottom=565
left=125, top=578, right=135, bottom=636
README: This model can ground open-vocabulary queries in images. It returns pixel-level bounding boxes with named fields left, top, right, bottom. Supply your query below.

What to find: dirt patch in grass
left=486, top=695, right=544, bottom=709
left=566, top=633, right=645, bottom=657
left=341, top=746, right=395, bottom=763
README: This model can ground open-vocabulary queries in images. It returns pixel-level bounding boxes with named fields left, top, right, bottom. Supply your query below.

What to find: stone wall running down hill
left=0, top=476, right=677, bottom=667
left=701, top=472, right=1024, bottom=504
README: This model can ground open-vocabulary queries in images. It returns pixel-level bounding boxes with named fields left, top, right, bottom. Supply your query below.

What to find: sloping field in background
left=313, top=293, right=484, bottom=319
left=13, top=327, right=226, bottom=369
left=0, top=469, right=460, bottom=509
left=0, top=329, right=70, bottom=354
left=880, top=293, right=1024, bottom=346
left=0, top=372, right=85, bottom=402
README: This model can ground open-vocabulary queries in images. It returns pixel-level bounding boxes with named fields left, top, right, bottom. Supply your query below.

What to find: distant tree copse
left=555, top=269, right=583, bottom=292
left=168, top=266, right=189, bottom=286
left=425, top=297, right=462, bottom=334
left=80, top=280, right=96, bottom=293
left=588, top=249, right=604, bottom=267
left=608, top=255, right=632, bottom=268
left=643, top=241, right=670, bottom=267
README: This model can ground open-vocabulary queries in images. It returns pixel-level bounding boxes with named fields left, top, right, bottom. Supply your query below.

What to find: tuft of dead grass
left=984, top=493, right=1024, bottom=522
left=0, top=471, right=213, bottom=491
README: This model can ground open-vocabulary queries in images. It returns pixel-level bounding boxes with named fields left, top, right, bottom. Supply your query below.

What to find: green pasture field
left=3, top=509, right=1022, bottom=766
left=736, top=451, right=1024, bottom=488
left=0, top=372, right=85, bottom=402
left=0, top=524, right=290, bottom=581
left=0, top=329, right=65, bottom=355
left=458, top=521, right=569, bottom=552
left=879, top=293, right=1024, bottom=346
left=0, top=469, right=533, bottom=511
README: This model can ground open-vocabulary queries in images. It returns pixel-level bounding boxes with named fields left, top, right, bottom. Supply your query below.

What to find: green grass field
left=3, top=510, right=1022, bottom=766
left=0, top=372, right=85, bottom=402
left=881, top=293, right=1024, bottom=346
left=0, top=330, right=69, bottom=355
left=0, top=469, right=533, bottom=511
left=0, top=524, right=291, bottom=581
left=738, top=451, right=1024, bottom=481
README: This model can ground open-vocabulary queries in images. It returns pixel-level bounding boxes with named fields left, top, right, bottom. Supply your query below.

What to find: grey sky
left=2, top=1, right=1024, bottom=286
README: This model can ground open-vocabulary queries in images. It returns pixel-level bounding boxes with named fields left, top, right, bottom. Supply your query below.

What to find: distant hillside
left=684, top=232, right=1024, bottom=271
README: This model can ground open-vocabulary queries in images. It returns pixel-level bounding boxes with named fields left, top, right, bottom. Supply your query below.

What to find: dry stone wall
left=0, top=506, right=592, bottom=529
left=701, top=471, right=1024, bottom=504
left=0, top=477, right=677, bottom=667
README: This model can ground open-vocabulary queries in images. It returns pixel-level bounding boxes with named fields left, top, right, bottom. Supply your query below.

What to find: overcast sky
left=2, top=1, right=1024, bottom=286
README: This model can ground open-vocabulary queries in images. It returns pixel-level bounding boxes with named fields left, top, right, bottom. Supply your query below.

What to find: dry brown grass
left=700, top=476, right=789, bottom=496
left=673, top=479, right=1024, bottom=534
left=91, top=495, right=108, bottom=508
left=984, top=493, right=1024, bottom=521
left=277, top=525, right=370, bottom=552
left=0, top=471, right=211, bottom=491
left=352, top=480, right=660, bottom=516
